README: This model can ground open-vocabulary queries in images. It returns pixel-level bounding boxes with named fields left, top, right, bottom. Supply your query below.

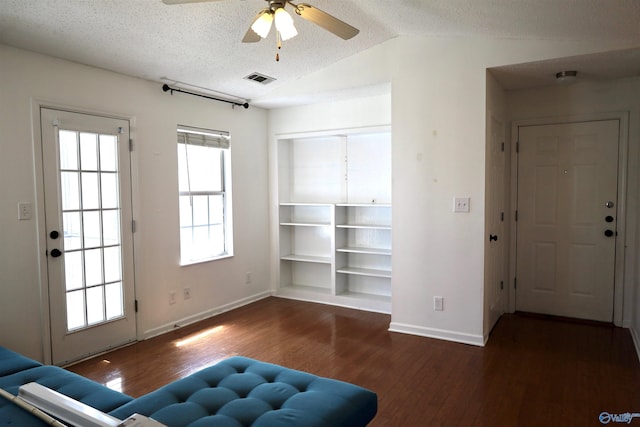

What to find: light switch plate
left=454, top=197, right=470, bottom=213
left=18, top=202, right=32, bottom=220
left=434, top=296, right=444, bottom=311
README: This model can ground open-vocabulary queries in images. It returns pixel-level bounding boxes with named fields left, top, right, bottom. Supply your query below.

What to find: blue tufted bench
left=110, top=356, right=377, bottom=427
left=0, top=347, right=377, bottom=426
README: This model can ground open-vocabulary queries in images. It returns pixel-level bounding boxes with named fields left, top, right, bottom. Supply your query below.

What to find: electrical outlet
left=245, top=272, right=252, bottom=284
left=453, top=197, right=470, bottom=213
left=169, top=291, right=176, bottom=305
left=434, top=296, right=444, bottom=311
left=183, top=287, right=191, bottom=300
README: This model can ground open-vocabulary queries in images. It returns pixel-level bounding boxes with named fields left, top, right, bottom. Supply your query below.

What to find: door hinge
left=516, top=141, right=519, bottom=153
left=134, top=299, right=138, bottom=313
left=500, top=211, right=504, bottom=222
left=515, top=210, right=518, bottom=221
left=514, top=277, right=517, bottom=289
left=500, top=280, right=504, bottom=290
left=129, top=139, right=134, bottom=152
left=501, top=142, right=505, bottom=152
left=132, top=220, right=136, bottom=233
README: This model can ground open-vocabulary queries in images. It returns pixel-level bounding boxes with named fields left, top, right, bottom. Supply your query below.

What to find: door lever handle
left=489, top=234, right=498, bottom=242
left=49, top=248, right=62, bottom=258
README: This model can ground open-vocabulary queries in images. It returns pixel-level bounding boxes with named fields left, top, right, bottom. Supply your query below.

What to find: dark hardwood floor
left=68, top=297, right=640, bottom=426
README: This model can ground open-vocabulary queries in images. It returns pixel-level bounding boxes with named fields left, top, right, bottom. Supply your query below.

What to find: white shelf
left=280, top=221, right=331, bottom=227
left=336, top=246, right=391, bottom=255
left=336, top=224, right=391, bottom=230
left=336, top=203, right=391, bottom=207
left=280, top=202, right=333, bottom=206
left=280, top=284, right=333, bottom=295
left=281, top=254, right=332, bottom=264
left=336, top=266, right=392, bottom=278
left=337, top=291, right=391, bottom=303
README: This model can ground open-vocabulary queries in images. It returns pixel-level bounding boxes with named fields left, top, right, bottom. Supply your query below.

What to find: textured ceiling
left=1, top=0, right=639, bottom=108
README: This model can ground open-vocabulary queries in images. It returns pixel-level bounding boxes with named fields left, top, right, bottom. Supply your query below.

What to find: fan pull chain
left=276, top=31, right=282, bottom=61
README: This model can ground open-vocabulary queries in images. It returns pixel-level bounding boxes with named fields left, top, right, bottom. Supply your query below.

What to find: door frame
left=31, top=99, right=140, bottom=364
left=508, top=111, right=629, bottom=327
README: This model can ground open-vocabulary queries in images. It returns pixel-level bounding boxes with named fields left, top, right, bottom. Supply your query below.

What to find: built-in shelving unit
left=275, top=128, right=391, bottom=313
left=279, top=203, right=334, bottom=294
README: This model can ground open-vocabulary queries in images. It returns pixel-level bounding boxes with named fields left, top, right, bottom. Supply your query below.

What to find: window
left=177, top=126, right=233, bottom=264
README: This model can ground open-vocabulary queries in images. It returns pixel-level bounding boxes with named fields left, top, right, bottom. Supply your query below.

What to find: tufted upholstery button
left=247, top=382, right=299, bottom=409
left=187, top=387, right=238, bottom=412
left=217, top=397, right=272, bottom=425
left=218, top=373, right=267, bottom=398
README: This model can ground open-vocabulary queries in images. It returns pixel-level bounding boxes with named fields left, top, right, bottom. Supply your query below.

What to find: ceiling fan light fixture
left=251, top=10, right=274, bottom=39
left=274, top=7, right=298, bottom=41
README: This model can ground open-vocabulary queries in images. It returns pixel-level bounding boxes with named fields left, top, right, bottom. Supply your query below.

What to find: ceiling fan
left=162, top=0, right=359, bottom=60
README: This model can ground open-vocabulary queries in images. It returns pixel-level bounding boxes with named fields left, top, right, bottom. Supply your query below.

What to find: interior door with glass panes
left=41, top=108, right=136, bottom=365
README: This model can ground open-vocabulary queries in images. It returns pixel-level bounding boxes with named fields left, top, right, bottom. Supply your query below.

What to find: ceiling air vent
left=244, top=72, right=276, bottom=85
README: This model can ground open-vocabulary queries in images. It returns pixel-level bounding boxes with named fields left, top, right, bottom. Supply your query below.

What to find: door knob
left=50, top=248, right=62, bottom=258
left=605, top=216, right=614, bottom=223
left=604, top=230, right=614, bottom=237
left=489, top=234, right=498, bottom=242
left=49, top=230, right=60, bottom=239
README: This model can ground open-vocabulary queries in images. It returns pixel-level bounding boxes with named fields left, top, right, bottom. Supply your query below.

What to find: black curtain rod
left=162, top=84, right=249, bottom=109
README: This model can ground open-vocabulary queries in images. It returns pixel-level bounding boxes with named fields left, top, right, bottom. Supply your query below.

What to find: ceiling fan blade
left=290, top=2, right=359, bottom=40
left=242, top=9, right=268, bottom=43
left=162, top=0, right=223, bottom=5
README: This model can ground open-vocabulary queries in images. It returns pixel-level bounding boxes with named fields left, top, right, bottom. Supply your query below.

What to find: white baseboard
left=143, top=291, right=273, bottom=340
left=631, top=327, right=640, bottom=363
left=388, top=322, right=485, bottom=347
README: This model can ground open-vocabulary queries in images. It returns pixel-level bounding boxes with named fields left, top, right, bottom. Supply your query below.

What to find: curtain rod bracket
left=162, top=84, right=249, bottom=109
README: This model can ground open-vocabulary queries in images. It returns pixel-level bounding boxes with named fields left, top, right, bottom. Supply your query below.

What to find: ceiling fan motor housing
left=267, top=0, right=287, bottom=12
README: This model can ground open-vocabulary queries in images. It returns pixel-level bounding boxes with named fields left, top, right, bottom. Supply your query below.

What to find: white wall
left=0, top=44, right=271, bottom=362
left=267, top=35, right=638, bottom=346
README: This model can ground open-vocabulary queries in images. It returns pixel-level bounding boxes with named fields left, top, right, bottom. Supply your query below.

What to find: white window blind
left=177, top=125, right=230, bottom=149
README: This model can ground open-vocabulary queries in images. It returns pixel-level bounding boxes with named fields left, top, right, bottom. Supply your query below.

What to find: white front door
left=515, top=120, right=619, bottom=322
left=41, top=108, right=137, bottom=365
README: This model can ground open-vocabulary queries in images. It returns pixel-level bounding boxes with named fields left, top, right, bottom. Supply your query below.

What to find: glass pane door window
left=59, top=129, right=124, bottom=331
